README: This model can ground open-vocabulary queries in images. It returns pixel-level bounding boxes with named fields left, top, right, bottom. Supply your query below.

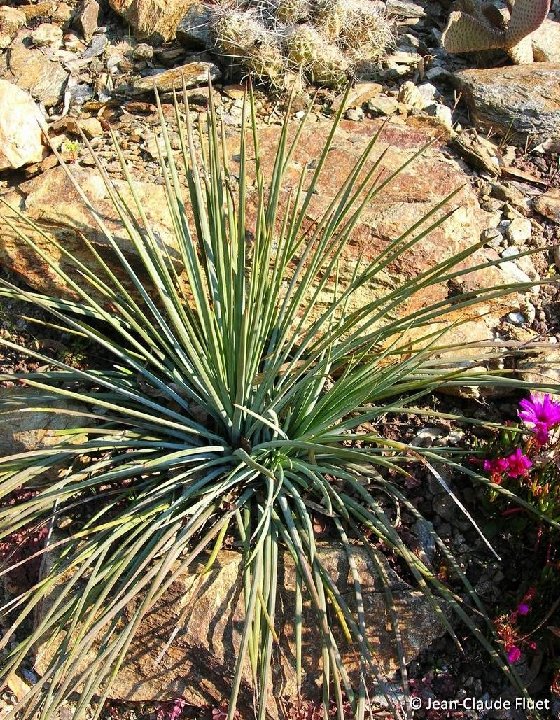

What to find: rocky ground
left=0, top=0, right=560, bottom=719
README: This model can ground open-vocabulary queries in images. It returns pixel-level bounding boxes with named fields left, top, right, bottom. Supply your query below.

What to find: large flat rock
left=234, top=119, right=526, bottom=356
left=35, top=546, right=446, bottom=713
left=0, top=119, right=525, bottom=354
left=0, top=387, right=89, bottom=482
left=0, top=166, right=181, bottom=301
left=453, top=63, right=560, bottom=143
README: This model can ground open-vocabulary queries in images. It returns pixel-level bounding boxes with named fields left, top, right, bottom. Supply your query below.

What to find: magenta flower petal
left=507, top=646, right=522, bottom=663
left=504, top=448, right=532, bottom=478
left=483, top=457, right=510, bottom=477
left=517, top=603, right=530, bottom=615
left=518, top=394, right=560, bottom=443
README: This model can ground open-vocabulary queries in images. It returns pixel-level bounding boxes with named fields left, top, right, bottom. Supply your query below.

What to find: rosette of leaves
left=0, top=86, right=559, bottom=720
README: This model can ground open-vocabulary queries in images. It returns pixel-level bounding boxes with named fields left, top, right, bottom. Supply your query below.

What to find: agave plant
left=0, top=85, right=558, bottom=720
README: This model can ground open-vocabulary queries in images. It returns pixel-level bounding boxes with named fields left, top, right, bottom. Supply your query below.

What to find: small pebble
left=425, top=103, right=453, bottom=131
left=502, top=204, right=518, bottom=220
left=505, top=217, right=532, bottom=244
left=345, top=106, right=364, bottom=121
left=367, top=96, right=399, bottom=116
left=133, top=43, right=154, bottom=60
left=32, top=23, right=63, bottom=48
left=481, top=227, right=501, bottom=244
left=507, top=311, right=526, bottom=325
left=79, top=118, right=103, bottom=138
left=416, top=82, right=438, bottom=106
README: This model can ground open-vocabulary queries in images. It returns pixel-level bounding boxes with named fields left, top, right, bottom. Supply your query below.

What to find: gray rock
left=398, top=80, right=425, bottom=109
left=507, top=311, right=526, bottom=325
left=176, top=2, right=213, bottom=49
left=384, top=50, right=421, bottom=74
left=498, top=259, right=533, bottom=285
left=490, top=181, right=529, bottom=214
left=481, top=227, right=502, bottom=244
left=500, top=247, right=539, bottom=281
left=412, top=427, right=446, bottom=447
left=416, top=82, right=438, bottom=107
left=132, top=42, right=154, bottom=60
left=413, top=519, right=436, bottom=567
left=454, top=64, right=560, bottom=144
left=450, top=129, right=500, bottom=176
left=345, top=106, right=364, bottom=121
left=68, top=82, right=94, bottom=107
left=425, top=103, right=453, bottom=131
left=425, top=64, right=453, bottom=82
left=31, top=22, right=63, bottom=48
left=0, top=34, right=68, bottom=107
left=72, top=0, right=100, bottom=42
left=387, top=0, right=426, bottom=19
left=432, top=494, right=456, bottom=523
left=531, top=19, right=560, bottom=62
left=82, top=32, right=107, bottom=59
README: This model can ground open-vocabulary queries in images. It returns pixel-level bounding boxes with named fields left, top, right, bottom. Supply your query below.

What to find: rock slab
left=454, top=63, right=560, bottom=143
left=0, top=387, right=89, bottom=480
left=0, top=165, right=178, bottom=298
left=0, top=79, right=46, bottom=170
left=0, top=34, right=69, bottom=107
left=109, top=0, right=196, bottom=41
left=0, top=119, right=527, bottom=354
left=534, top=188, right=560, bottom=224
left=130, top=61, right=221, bottom=95
left=35, top=546, right=446, bottom=713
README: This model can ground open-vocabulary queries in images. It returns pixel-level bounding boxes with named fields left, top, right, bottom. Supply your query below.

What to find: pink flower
left=507, top=646, right=521, bottom=663
left=518, top=394, right=560, bottom=444
left=483, top=457, right=509, bottom=476
left=503, top=449, right=532, bottom=478
left=156, top=699, right=186, bottom=720
left=170, top=700, right=186, bottom=720
left=517, top=603, right=530, bottom=616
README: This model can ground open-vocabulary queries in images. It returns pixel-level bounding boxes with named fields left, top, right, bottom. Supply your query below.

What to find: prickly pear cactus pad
left=506, top=0, right=551, bottom=45
left=441, top=0, right=551, bottom=63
